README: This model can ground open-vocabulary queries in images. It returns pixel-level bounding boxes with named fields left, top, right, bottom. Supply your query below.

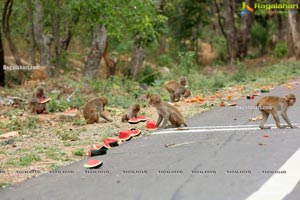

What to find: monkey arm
left=161, top=113, right=170, bottom=128
left=156, top=115, right=163, bottom=127
left=98, top=106, right=113, bottom=122
left=280, top=112, right=296, bottom=128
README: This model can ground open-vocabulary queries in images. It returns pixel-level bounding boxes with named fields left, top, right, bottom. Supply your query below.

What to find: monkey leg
left=259, top=111, right=271, bottom=129
left=170, top=94, right=176, bottom=103
left=156, top=115, right=163, bottom=127
left=280, top=113, right=297, bottom=128
left=271, top=110, right=285, bottom=129
left=169, top=113, right=182, bottom=127
left=161, top=114, right=170, bottom=128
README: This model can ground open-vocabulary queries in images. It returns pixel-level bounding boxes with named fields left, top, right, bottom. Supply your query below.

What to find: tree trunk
left=238, top=0, right=254, bottom=59
left=84, top=25, right=107, bottom=79
left=60, top=15, right=79, bottom=51
left=288, top=0, right=300, bottom=59
left=103, top=41, right=118, bottom=78
left=0, top=32, right=5, bottom=87
left=52, top=0, right=60, bottom=68
left=33, top=0, right=52, bottom=69
left=131, top=46, right=145, bottom=81
left=26, top=0, right=36, bottom=66
left=2, top=0, right=24, bottom=83
left=223, top=0, right=238, bottom=62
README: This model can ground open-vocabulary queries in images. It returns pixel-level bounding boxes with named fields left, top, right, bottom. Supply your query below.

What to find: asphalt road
left=1, top=84, right=300, bottom=200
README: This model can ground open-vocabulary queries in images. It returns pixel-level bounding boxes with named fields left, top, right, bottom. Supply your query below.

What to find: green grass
left=72, top=148, right=85, bottom=156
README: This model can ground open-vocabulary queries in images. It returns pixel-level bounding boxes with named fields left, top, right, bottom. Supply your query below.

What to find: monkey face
left=149, top=95, right=161, bottom=107
left=180, top=78, right=187, bottom=87
left=133, top=104, right=140, bottom=112
left=100, top=97, right=108, bottom=106
left=286, top=94, right=296, bottom=106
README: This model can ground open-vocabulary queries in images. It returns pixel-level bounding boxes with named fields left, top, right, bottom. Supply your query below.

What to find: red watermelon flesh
left=129, top=128, right=141, bottom=137
left=146, top=121, right=157, bottom=130
left=118, top=131, right=132, bottom=141
left=84, top=159, right=103, bottom=168
left=137, top=116, right=147, bottom=122
left=39, top=98, right=51, bottom=104
left=103, top=138, right=119, bottom=148
left=128, top=118, right=139, bottom=124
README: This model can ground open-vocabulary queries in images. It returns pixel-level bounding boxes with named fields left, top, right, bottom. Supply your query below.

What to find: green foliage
left=5, top=117, right=39, bottom=132
left=138, top=65, right=161, bottom=85
left=177, top=51, right=196, bottom=76
left=55, top=129, right=80, bottom=141
left=251, top=22, right=270, bottom=55
left=231, top=64, right=247, bottom=83
left=72, top=148, right=85, bottom=156
left=274, top=43, right=288, bottom=58
left=19, top=153, right=41, bottom=166
left=48, top=95, right=69, bottom=112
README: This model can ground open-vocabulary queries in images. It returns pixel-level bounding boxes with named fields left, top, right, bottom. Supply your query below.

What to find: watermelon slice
left=92, top=144, right=107, bottom=150
left=64, top=108, right=78, bottom=113
left=129, top=128, right=141, bottom=137
left=39, top=97, right=51, bottom=104
left=87, top=148, right=107, bottom=157
left=118, top=131, right=132, bottom=141
left=103, top=138, right=119, bottom=148
left=146, top=120, right=157, bottom=130
left=136, top=116, right=147, bottom=122
left=128, top=118, right=139, bottom=124
left=84, top=159, right=103, bottom=168
left=128, top=116, right=147, bottom=124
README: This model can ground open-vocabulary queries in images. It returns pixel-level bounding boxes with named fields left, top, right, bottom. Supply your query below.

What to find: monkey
left=250, top=93, right=297, bottom=129
left=163, top=77, right=191, bottom=102
left=29, top=87, right=49, bottom=114
left=148, top=94, right=187, bottom=129
left=83, top=97, right=113, bottom=124
left=121, top=104, right=140, bottom=122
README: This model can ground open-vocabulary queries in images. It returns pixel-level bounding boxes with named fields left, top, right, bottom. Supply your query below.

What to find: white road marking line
left=152, top=123, right=300, bottom=135
left=152, top=127, right=260, bottom=135
left=169, top=123, right=300, bottom=130
left=245, top=148, right=300, bottom=200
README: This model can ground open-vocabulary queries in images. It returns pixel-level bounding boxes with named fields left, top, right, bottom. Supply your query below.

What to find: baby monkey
left=29, top=87, right=49, bottom=114
left=149, top=94, right=187, bottom=129
left=121, top=104, right=140, bottom=122
left=164, top=77, right=191, bottom=102
left=83, top=97, right=113, bottom=124
left=250, top=93, right=297, bottom=129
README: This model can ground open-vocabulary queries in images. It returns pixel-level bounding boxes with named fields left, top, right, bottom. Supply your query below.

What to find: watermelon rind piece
left=39, top=98, right=51, bottom=104
left=84, top=159, right=103, bottom=168
left=88, top=148, right=107, bottom=157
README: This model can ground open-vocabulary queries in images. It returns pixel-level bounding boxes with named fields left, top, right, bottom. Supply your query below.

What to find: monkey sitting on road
left=149, top=94, right=187, bottom=129
left=250, top=93, right=297, bottom=129
left=121, top=104, right=140, bottom=122
left=164, top=77, right=191, bottom=102
left=83, top=97, right=113, bottom=124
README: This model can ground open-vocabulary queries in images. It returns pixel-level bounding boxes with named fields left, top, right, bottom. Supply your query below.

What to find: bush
left=274, top=43, right=288, bottom=58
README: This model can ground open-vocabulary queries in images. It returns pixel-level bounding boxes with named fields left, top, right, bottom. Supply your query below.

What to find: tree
left=2, top=0, right=24, bottom=83
left=76, top=0, right=166, bottom=80
left=0, top=31, right=4, bottom=87
left=288, top=0, right=300, bottom=59
left=33, top=0, right=52, bottom=70
left=84, top=25, right=107, bottom=79
left=215, top=0, right=254, bottom=62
